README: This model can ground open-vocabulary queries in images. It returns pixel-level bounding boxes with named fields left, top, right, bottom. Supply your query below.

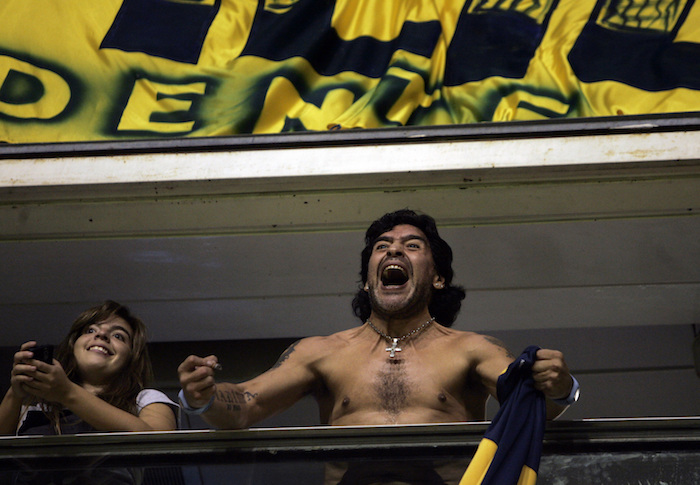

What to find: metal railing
left=1, top=417, right=698, bottom=484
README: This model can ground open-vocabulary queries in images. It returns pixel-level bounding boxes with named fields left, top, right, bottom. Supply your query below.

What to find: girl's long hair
left=38, top=301, right=153, bottom=432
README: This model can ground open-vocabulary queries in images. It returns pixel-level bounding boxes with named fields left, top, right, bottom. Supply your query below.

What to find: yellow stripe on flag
left=459, top=438, right=498, bottom=485
left=517, top=465, right=538, bottom=485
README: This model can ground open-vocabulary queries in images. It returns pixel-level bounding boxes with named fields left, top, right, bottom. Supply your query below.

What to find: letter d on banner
left=0, top=55, right=71, bottom=120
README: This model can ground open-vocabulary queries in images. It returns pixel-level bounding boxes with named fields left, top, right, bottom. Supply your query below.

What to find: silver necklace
left=366, top=317, right=436, bottom=358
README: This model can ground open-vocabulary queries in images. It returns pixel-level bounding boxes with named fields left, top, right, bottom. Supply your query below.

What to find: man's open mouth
left=381, top=264, right=409, bottom=286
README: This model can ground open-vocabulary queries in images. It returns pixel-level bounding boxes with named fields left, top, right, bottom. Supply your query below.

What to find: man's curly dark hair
left=351, top=209, right=466, bottom=326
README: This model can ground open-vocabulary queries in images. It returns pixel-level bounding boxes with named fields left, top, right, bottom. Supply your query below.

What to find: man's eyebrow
left=403, top=234, right=428, bottom=243
left=373, top=234, right=428, bottom=244
left=374, top=235, right=392, bottom=244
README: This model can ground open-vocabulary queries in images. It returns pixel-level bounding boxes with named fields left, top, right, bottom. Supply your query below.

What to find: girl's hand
left=20, top=357, right=74, bottom=405
left=10, top=341, right=40, bottom=400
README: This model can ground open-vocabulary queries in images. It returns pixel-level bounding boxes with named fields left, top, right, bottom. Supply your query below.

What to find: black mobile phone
left=28, top=344, right=54, bottom=364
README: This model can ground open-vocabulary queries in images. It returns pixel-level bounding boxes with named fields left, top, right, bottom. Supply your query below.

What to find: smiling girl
left=0, top=300, right=177, bottom=435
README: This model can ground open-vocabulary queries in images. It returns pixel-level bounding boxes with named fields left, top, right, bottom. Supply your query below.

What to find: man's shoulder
left=454, top=330, right=516, bottom=362
left=295, top=326, right=364, bottom=352
left=433, top=325, right=510, bottom=355
left=433, top=324, right=483, bottom=343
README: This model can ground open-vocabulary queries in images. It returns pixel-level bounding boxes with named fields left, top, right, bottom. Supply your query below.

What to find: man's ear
left=364, top=282, right=369, bottom=292
left=433, top=275, right=445, bottom=289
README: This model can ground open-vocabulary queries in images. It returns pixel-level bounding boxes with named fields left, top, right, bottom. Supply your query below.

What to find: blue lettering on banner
left=569, top=0, right=700, bottom=90
left=101, top=0, right=222, bottom=64
left=241, top=0, right=442, bottom=78
left=445, top=0, right=562, bottom=85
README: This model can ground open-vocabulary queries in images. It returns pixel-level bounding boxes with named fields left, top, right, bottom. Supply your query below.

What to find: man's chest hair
left=316, top=336, right=472, bottom=397
left=333, top=355, right=462, bottom=396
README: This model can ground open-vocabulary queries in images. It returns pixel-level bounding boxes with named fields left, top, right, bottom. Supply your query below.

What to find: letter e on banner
left=118, top=79, right=207, bottom=134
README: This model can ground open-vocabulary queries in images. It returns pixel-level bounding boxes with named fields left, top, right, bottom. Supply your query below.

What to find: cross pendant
left=386, top=338, right=402, bottom=358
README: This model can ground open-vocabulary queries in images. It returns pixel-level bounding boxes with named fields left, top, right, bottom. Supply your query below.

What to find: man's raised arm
left=471, top=335, right=577, bottom=420
left=532, top=348, right=579, bottom=419
left=177, top=339, right=319, bottom=429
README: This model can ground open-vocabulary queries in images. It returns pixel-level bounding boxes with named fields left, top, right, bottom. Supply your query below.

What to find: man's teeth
left=382, top=264, right=408, bottom=285
left=383, top=264, right=406, bottom=275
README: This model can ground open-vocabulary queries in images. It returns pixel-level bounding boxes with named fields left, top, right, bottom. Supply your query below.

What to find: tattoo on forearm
left=272, top=340, right=300, bottom=369
left=485, top=336, right=515, bottom=359
left=216, top=389, right=258, bottom=412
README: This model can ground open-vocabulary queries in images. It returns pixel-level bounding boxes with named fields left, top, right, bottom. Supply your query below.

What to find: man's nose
left=387, top=244, right=403, bottom=256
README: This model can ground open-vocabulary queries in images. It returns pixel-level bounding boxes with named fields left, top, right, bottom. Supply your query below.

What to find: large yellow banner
left=1, top=0, right=699, bottom=143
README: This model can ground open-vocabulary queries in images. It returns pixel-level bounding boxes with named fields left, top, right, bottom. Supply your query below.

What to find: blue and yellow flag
left=1, top=0, right=699, bottom=143
left=460, top=346, right=546, bottom=485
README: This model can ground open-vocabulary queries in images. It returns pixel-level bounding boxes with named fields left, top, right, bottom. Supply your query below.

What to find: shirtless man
left=177, top=209, right=577, bottom=428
